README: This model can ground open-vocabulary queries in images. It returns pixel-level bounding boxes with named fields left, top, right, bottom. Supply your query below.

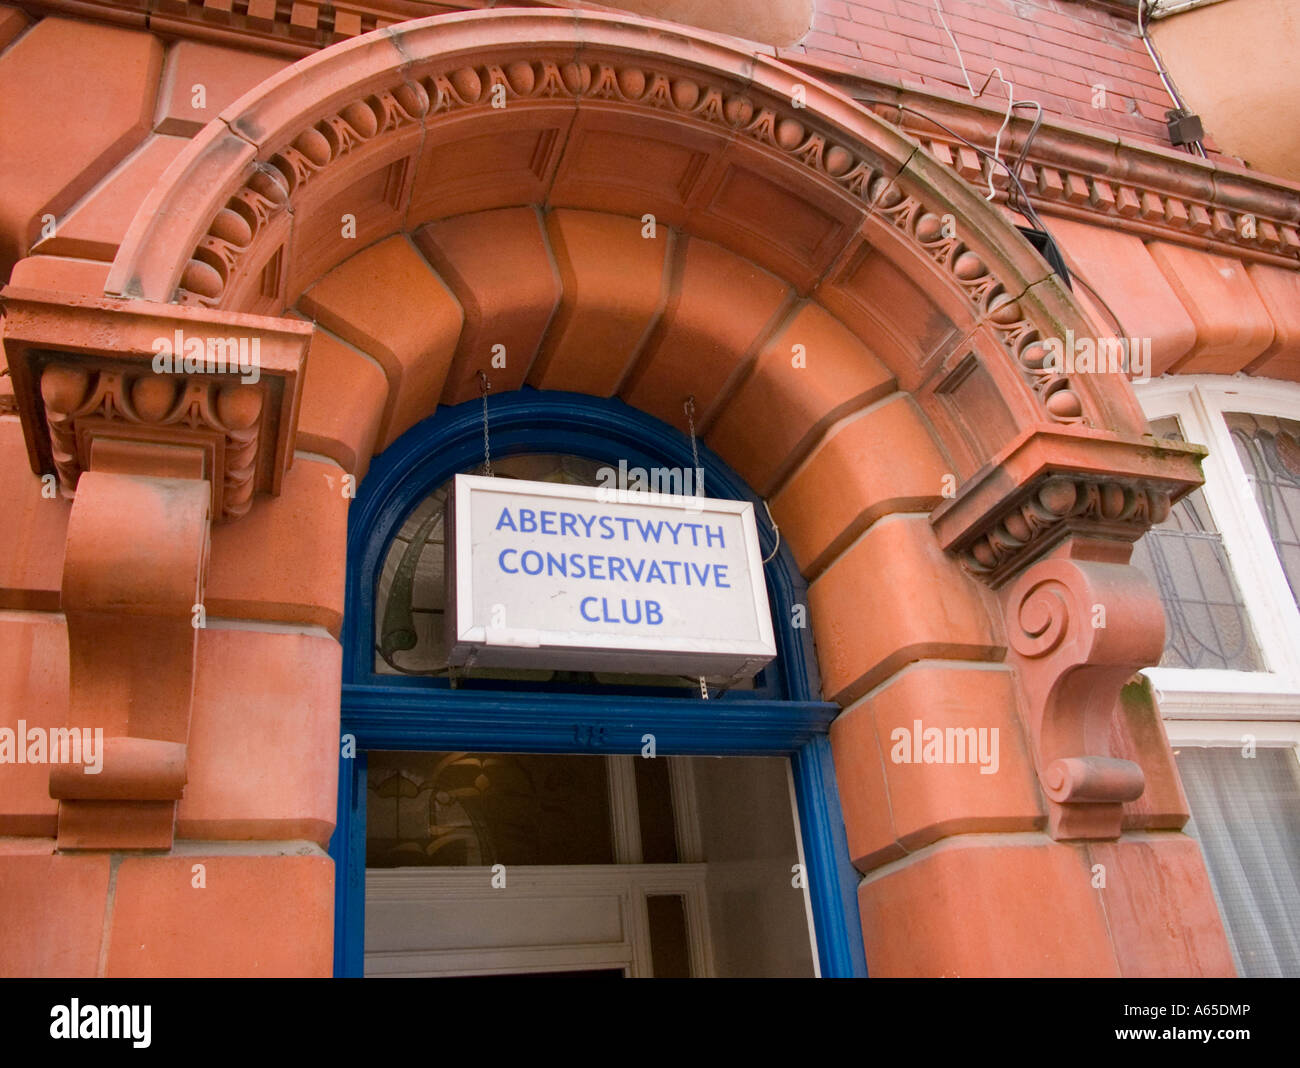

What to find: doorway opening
left=331, top=390, right=867, bottom=977
left=363, top=750, right=816, bottom=977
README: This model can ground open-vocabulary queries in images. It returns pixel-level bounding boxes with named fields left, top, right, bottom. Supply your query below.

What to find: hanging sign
left=446, top=474, right=777, bottom=678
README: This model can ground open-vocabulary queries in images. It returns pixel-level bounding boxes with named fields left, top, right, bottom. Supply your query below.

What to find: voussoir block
left=294, top=327, right=387, bottom=480
left=622, top=235, right=792, bottom=431
left=831, top=663, right=1042, bottom=872
left=771, top=393, right=949, bottom=578
left=414, top=206, right=562, bottom=404
left=296, top=235, right=463, bottom=449
left=707, top=302, right=895, bottom=496
left=204, top=457, right=348, bottom=635
left=530, top=209, right=670, bottom=395
left=808, top=514, right=1002, bottom=706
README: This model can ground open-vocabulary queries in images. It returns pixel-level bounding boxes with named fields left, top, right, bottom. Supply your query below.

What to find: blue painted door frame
left=329, top=389, right=868, bottom=977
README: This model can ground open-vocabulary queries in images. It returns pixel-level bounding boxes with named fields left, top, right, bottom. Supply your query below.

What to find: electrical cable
left=850, top=99, right=1135, bottom=354
left=853, top=97, right=1050, bottom=232
left=932, top=0, right=1048, bottom=203
left=1137, top=0, right=1207, bottom=157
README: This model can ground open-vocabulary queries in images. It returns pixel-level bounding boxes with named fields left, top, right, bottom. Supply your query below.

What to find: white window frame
left=1133, top=374, right=1300, bottom=735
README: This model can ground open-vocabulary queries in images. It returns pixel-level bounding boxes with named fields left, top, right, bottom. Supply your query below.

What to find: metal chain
left=684, top=394, right=702, bottom=498
left=476, top=370, right=493, bottom=477
left=684, top=396, right=710, bottom=699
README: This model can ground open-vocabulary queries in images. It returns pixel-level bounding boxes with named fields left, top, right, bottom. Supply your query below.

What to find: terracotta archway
left=107, top=9, right=1149, bottom=460
left=1, top=8, right=1232, bottom=976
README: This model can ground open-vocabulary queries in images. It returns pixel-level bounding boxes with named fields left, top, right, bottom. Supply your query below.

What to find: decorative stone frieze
left=105, top=14, right=1140, bottom=434
left=911, top=130, right=1300, bottom=269
left=16, top=0, right=434, bottom=56
left=781, top=60, right=1300, bottom=270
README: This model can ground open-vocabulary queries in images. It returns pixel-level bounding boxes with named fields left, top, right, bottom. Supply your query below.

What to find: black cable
left=851, top=96, right=1133, bottom=344
left=852, top=96, right=1050, bottom=233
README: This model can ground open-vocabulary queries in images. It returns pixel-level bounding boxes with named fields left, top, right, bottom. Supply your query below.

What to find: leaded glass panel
left=1226, top=411, right=1300, bottom=609
left=1130, top=417, right=1262, bottom=671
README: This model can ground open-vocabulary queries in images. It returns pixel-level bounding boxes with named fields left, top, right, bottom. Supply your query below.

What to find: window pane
left=1176, top=746, right=1300, bottom=977
left=1130, top=417, right=1262, bottom=671
left=366, top=751, right=615, bottom=867
left=646, top=895, right=692, bottom=978
left=1226, top=411, right=1300, bottom=609
left=634, top=756, right=679, bottom=864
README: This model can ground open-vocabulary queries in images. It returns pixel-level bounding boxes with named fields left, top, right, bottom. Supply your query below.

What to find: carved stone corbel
left=0, top=288, right=311, bottom=849
left=54, top=470, right=210, bottom=849
left=1002, top=546, right=1165, bottom=839
left=931, top=425, right=1207, bottom=840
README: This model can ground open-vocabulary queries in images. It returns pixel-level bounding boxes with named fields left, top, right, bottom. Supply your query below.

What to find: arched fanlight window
left=372, top=451, right=758, bottom=692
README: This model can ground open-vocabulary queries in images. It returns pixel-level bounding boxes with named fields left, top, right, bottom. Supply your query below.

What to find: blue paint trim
left=344, top=389, right=818, bottom=701
left=341, top=684, right=838, bottom=753
left=793, top=735, right=870, bottom=978
left=335, top=389, right=866, bottom=978
left=328, top=748, right=367, bottom=977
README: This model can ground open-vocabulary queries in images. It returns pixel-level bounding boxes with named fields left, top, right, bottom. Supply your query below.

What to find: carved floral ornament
left=929, top=427, right=1208, bottom=588
left=0, top=290, right=310, bottom=522
left=25, top=0, right=1296, bottom=268
left=959, top=475, right=1172, bottom=580
left=40, top=362, right=264, bottom=520
left=107, top=14, right=1117, bottom=430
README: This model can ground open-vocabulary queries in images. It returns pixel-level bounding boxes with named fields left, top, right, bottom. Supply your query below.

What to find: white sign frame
left=446, top=474, right=777, bottom=678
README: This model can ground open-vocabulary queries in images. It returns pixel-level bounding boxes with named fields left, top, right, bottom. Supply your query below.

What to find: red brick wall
left=787, top=0, right=1183, bottom=149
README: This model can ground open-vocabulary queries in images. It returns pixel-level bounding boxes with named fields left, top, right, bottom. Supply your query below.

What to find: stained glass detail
left=375, top=454, right=607, bottom=679
left=1129, top=417, right=1262, bottom=671
left=366, top=751, right=616, bottom=867
left=1226, top=412, right=1300, bottom=609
